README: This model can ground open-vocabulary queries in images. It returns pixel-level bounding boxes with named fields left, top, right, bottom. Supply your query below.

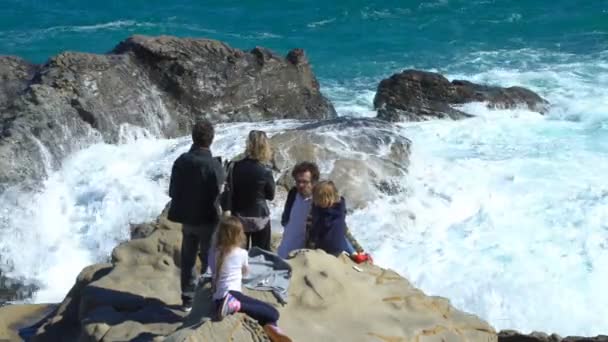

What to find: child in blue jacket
left=308, top=181, right=372, bottom=263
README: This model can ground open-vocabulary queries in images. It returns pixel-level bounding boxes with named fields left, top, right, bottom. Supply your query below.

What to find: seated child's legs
left=229, top=290, right=279, bottom=326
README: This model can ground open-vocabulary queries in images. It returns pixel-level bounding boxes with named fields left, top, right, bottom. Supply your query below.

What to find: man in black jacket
left=168, top=119, right=225, bottom=310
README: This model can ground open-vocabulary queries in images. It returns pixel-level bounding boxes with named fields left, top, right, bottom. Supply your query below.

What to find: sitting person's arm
left=241, top=249, right=250, bottom=276
left=345, top=227, right=365, bottom=254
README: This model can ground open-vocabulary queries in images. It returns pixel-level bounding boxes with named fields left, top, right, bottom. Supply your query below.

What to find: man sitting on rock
left=277, top=162, right=369, bottom=262
left=168, top=119, right=225, bottom=310
left=277, top=162, right=317, bottom=258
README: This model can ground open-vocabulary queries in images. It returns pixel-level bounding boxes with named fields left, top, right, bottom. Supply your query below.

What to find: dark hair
left=291, top=161, right=320, bottom=182
left=192, top=119, right=214, bottom=148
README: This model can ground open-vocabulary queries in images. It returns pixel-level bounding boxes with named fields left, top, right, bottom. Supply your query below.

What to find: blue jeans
left=219, top=290, right=279, bottom=326
left=344, top=237, right=356, bottom=255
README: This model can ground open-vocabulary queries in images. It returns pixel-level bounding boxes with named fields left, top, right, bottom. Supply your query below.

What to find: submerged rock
left=374, top=69, right=549, bottom=121
left=0, top=35, right=336, bottom=191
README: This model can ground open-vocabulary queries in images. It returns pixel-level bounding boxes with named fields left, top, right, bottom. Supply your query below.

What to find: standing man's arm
left=205, top=158, right=225, bottom=196
left=214, top=159, right=226, bottom=192
left=210, top=158, right=227, bottom=215
left=169, top=158, right=181, bottom=198
left=213, top=157, right=226, bottom=190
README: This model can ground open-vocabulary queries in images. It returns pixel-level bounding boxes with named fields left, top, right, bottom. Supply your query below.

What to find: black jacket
left=168, top=145, right=225, bottom=226
left=281, top=187, right=298, bottom=226
left=230, top=157, right=275, bottom=218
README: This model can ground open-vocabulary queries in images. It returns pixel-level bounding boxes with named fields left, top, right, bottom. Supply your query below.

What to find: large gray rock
left=270, top=118, right=411, bottom=209
left=0, top=35, right=336, bottom=191
left=374, top=69, right=549, bottom=121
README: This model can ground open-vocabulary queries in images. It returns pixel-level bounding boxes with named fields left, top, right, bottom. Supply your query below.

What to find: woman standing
left=229, top=130, right=276, bottom=250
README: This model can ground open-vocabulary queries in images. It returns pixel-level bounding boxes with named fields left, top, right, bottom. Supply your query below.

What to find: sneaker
left=182, top=300, right=192, bottom=312
left=218, top=293, right=241, bottom=320
left=263, top=324, right=292, bottom=342
left=197, top=273, right=213, bottom=287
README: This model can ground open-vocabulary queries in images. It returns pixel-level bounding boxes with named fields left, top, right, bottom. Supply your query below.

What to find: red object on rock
left=352, top=253, right=373, bottom=264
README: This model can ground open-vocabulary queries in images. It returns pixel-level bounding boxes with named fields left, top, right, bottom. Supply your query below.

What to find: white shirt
left=277, top=193, right=312, bottom=258
left=212, top=247, right=249, bottom=300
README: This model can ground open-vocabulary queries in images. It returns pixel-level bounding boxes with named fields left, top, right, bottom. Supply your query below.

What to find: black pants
left=245, top=222, right=271, bottom=251
left=220, top=290, right=279, bottom=326
left=181, top=223, right=215, bottom=304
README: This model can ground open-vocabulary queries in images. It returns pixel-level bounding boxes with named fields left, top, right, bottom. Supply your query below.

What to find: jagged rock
left=26, top=206, right=496, bottom=342
left=374, top=69, right=549, bottom=121
left=271, top=118, right=410, bottom=209
left=31, top=210, right=184, bottom=342
left=112, top=36, right=335, bottom=123
left=0, top=35, right=336, bottom=191
left=167, top=250, right=496, bottom=342
left=130, top=222, right=158, bottom=240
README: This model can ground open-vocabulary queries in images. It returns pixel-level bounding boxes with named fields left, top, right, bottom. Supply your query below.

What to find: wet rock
left=374, top=69, right=549, bottom=121
left=270, top=118, right=410, bottom=209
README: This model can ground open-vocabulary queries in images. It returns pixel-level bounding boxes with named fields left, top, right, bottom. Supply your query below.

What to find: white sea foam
left=307, top=18, right=336, bottom=28
left=43, top=20, right=156, bottom=34
left=0, top=121, right=300, bottom=303
left=342, top=50, right=608, bottom=335
left=349, top=111, right=608, bottom=335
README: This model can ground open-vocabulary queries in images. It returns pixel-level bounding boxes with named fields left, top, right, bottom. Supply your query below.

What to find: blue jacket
left=309, top=197, right=348, bottom=256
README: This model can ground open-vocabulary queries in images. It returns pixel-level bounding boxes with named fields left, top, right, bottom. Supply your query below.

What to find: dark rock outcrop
left=0, top=35, right=336, bottom=191
left=499, top=330, right=608, bottom=342
left=374, top=69, right=549, bottom=121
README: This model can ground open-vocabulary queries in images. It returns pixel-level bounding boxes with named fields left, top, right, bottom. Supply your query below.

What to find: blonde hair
left=313, top=181, right=340, bottom=208
left=245, top=130, right=272, bottom=163
left=213, top=216, right=246, bottom=290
